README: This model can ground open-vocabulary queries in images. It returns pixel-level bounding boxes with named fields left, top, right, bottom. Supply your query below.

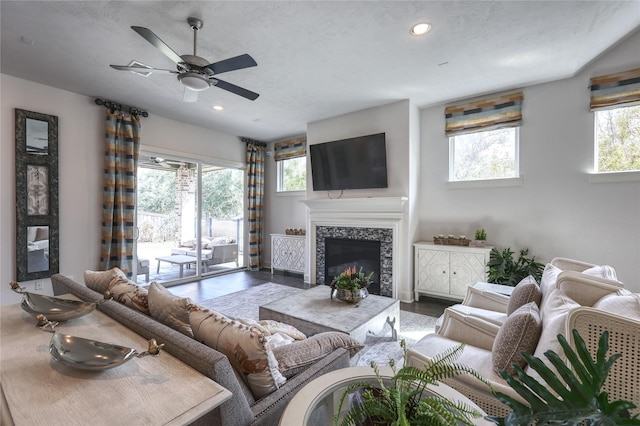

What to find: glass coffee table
left=279, top=366, right=493, bottom=425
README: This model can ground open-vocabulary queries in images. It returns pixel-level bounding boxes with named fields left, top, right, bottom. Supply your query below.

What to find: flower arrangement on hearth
left=330, top=266, right=374, bottom=291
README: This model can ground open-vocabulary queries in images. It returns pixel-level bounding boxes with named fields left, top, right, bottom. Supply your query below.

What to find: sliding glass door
left=134, top=151, right=244, bottom=285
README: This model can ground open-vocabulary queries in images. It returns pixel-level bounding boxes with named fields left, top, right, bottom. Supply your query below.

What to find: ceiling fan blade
left=131, top=26, right=184, bottom=66
left=207, top=54, right=257, bottom=75
left=213, top=78, right=259, bottom=100
left=183, top=87, right=199, bottom=103
left=110, top=65, right=178, bottom=74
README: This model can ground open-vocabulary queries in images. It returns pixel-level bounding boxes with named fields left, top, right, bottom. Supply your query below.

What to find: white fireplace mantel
left=302, top=197, right=408, bottom=215
left=301, top=196, right=409, bottom=299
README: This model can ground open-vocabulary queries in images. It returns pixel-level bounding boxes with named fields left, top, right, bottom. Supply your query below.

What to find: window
left=449, top=128, right=519, bottom=181
left=445, top=91, right=523, bottom=183
left=274, top=137, right=307, bottom=192
left=594, top=105, right=640, bottom=173
left=277, top=156, right=306, bottom=192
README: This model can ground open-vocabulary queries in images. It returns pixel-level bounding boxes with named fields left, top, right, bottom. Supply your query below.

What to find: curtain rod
left=241, top=137, right=266, bottom=147
left=95, top=98, right=149, bottom=118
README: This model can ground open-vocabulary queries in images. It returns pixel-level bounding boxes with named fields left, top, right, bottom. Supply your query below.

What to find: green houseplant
left=334, top=341, right=487, bottom=426
left=489, top=329, right=640, bottom=426
left=487, top=247, right=544, bottom=286
left=330, top=266, right=375, bottom=303
left=475, top=229, right=487, bottom=247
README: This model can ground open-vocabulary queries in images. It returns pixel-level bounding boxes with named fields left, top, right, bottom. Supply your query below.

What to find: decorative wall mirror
left=15, top=109, right=59, bottom=281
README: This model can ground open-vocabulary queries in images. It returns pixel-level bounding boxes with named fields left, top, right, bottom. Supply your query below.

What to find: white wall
left=418, top=29, right=640, bottom=292
left=1, top=75, right=245, bottom=305
left=263, top=145, right=308, bottom=267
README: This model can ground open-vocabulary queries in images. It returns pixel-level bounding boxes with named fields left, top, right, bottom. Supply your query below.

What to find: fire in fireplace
left=325, top=238, right=381, bottom=295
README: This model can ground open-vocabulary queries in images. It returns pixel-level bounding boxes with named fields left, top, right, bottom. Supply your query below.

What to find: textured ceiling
left=2, top=1, right=639, bottom=142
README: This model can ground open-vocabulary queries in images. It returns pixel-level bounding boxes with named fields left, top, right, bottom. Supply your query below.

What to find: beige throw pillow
left=84, top=268, right=127, bottom=294
left=190, top=306, right=286, bottom=399
left=148, top=282, right=193, bottom=337
left=272, top=332, right=364, bottom=378
left=107, top=276, right=150, bottom=315
left=492, top=302, right=542, bottom=376
left=506, top=275, right=541, bottom=315
left=593, top=292, right=640, bottom=321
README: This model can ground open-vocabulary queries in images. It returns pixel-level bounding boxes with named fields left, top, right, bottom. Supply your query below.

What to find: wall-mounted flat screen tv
left=310, top=132, right=388, bottom=191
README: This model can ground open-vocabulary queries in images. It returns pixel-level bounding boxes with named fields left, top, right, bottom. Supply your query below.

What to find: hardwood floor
left=167, top=269, right=456, bottom=318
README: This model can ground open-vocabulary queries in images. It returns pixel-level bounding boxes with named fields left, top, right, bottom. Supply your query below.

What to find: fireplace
left=303, top=197, right=408, bottom=300
left=325, top=238, right=381, bottom=295
left=316, top=226, right=393, bottom=297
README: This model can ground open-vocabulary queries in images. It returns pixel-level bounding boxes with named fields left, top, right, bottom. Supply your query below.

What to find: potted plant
left=487, top=247, right=544, bottom=286
left=475, top=229, right=487, bottom=247
left=488, top=329, right=640, bottom=425
left=334, top=340, right=487, bottom=425
left=330, top=266, right=375, bottom=303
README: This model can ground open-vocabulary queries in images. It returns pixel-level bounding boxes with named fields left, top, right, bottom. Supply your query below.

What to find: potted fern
left=334, top=340, right=487, bottom=426
left=488, top=329, right=640, bottom=425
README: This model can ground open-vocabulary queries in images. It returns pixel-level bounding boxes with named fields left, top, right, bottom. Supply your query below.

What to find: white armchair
left=407, top=262, right=628, bottom=417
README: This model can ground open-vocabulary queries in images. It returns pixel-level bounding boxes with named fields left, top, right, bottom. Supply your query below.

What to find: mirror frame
left=15, top=109, right=59, bottom=281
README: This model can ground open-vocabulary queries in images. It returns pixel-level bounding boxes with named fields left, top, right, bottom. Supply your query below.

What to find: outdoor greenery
left=489, top=329, right=640, bottom=426
left=334, top=341, right=485, bottom=426
left=278, top=157, right=306, bottom=191
left=201, top=168, right=244, bottom=219
left=136, top=165, right=243, bottom=243
left=137, top=168, right=176, bottom=215
left=596, top=105, right=640, bottom=173
left=487, top=247, right=544, bottom=286
left=451, top=128, right=516, bottom=181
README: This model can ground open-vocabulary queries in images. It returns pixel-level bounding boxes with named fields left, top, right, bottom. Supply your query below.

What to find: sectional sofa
left=51, top=273, right=352, bottom=426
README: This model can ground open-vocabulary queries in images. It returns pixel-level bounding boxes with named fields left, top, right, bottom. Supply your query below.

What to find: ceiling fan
left=110, top=17, right=258, bottom=102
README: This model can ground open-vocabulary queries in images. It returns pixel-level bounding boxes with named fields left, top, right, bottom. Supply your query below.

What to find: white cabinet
left=414, top=242, right=492, bottom=301
left=271, top=234, right=305, bottom=274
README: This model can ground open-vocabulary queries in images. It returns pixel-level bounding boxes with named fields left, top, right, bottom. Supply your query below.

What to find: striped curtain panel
left=100, top=111, right=141, bottom=275
left=445, top=91, right=524, bottom=136
left=589, top=67, right=640, bottom=111
left=245, top=140, right=266, bottom=271
left=274, top=137, right=306, bottom=161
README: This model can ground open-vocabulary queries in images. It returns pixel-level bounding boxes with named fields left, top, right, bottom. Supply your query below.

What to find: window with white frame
left=590, top=68, right=640, bottom=173
left=445, top=92, right=523, bottom=182
left=276, top=156, right=306, bottom=192
left=449, top=127, right=519, bottom=181
left=274, top=137, right=307, bottom=192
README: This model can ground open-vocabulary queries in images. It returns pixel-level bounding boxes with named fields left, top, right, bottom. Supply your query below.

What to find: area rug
left=198, top=282, right=437, bottom=367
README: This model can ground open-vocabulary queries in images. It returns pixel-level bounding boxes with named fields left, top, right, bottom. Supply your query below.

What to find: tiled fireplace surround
left=303, top=197, right=408, bottom=299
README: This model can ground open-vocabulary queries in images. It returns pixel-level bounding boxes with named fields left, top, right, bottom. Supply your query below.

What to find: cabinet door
left=288, top=237, right=305, bottom=272
left=449, top=252, right=487, bottom=298
left=417, top=249, right=450, bottom=294
left=272, top=237, right=287, bottom=269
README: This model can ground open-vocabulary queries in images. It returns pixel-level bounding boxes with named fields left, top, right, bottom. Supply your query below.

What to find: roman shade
left=589, top=67, right=640, bottom=111
left=445, top=91, right=523, bottom=136
left=273, top=137, right=306, bottom=161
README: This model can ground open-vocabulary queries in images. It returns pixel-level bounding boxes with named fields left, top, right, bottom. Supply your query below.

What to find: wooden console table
left=1, top=298, right=231, bottom=425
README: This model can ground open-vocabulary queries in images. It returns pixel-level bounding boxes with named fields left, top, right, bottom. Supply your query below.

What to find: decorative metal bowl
left=49, top=333, right=163, bottom=371
left=21, top=292, right=96, bottom=321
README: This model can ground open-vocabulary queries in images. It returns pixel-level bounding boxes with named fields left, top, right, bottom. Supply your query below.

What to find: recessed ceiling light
left=411, top=22, right=431, bottom=36
left=212, top=105, right=224, bottom=111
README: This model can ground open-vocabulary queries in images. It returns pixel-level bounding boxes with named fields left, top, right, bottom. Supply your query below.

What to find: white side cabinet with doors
left=414, top=242, right=492, bottom=301
left=271, top=234, right=305, bottom=274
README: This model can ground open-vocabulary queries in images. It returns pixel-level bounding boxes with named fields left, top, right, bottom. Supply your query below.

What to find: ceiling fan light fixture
left=411, top=22, right=431, bottom=36
left=178, top=72, right=210, bottom=91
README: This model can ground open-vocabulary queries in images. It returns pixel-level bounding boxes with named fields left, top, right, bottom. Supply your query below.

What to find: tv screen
left=310, top=132, right=388, bottom=191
